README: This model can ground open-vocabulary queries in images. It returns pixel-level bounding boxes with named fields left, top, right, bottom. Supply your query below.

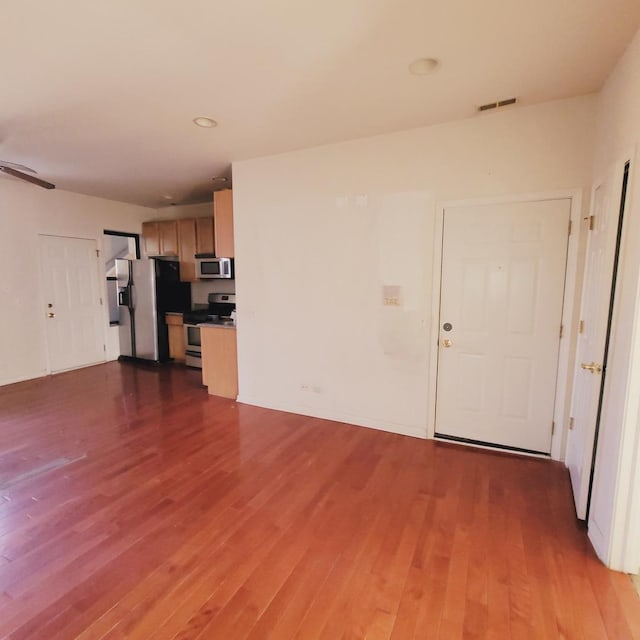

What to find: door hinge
left=103, top=344, right=106, bottom=352
left=99, top=297, right=103, bottom=305
left=96, top=249, right=100, bottom=257
left=560, top=324, right=564, bottom=338
left=588, top=215, right=595, bottom=231
left=579, top=320, right=584, bottom=334
left=551, top=421, right=556, bottom=435
left=568, top=219, right=572, bottom=236
left=569, top=416, right=574, bottom=430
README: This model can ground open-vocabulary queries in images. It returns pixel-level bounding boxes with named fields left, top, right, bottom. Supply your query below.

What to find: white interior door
left=435, top=199, right=571, bottom=453
left=39, top=235, right=105, bottom=373
left=566, top=166, right=626, bottom=519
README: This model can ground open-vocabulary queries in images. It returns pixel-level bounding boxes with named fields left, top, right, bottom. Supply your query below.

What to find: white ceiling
left=2, top=0, right=639, bottom=208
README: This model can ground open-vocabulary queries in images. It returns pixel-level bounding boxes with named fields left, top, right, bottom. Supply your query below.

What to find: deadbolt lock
left=580, top=362, right=602, bottom=374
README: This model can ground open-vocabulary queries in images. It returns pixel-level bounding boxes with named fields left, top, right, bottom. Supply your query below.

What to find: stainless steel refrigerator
left=115, top=258, right=191, bottom=362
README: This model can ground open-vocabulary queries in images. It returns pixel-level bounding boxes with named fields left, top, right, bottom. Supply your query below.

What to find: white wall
left=232, top=95, right=596, bottom=439
left=586, top=28, right=640, bottom=572
left=154, top=201, right=212, bottom=222
left=0, top=179, right=154, bottom=385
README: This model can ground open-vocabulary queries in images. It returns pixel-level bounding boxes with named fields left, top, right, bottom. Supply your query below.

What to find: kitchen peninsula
left=201, top=323, right=237, bottom=399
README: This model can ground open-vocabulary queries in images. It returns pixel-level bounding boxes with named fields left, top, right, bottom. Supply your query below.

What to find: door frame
left=426, top=190, right=583, bottom=461
left=37, top=234, right=108, bottom=375
left=586, top=146, right=640, bottom=572
left=567, top=159, right=630, bottom=520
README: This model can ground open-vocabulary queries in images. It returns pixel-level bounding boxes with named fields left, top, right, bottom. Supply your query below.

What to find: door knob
left=580, top=362, right=602, bottom=374
left=442, top=339, right=453, bottom=348
left=47, top=312, right=56, bottom=318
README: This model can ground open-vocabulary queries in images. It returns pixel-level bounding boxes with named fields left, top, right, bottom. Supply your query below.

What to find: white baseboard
left=236, top=394, right=428, bottom=440
left=0, top=371, right=47, bottom=387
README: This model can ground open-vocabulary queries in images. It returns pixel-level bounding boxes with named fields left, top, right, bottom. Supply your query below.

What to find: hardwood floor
left=0, top=362, right=639, bottom=639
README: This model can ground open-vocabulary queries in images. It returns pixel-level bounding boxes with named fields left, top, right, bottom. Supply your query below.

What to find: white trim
left=433, top=435, right=551, bottom=460
left=553, top=190, right=583, bottom=460
left=36, top=235, right=52, bottom=376
left=426, top=209, right=444, bottom=439
left=599, top=148, right=640, bottom=572
left=236, top=395, right=428, bottom=440
left=610, top=267, right=640, bottom=570
left=0, top=372, right=48, bottom=387
left=427, top=190, right=583, bottom=461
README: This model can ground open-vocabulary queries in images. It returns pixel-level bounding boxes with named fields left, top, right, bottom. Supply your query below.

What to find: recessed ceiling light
left=193, top=117, right=218, bottom=128
left=162, top=194, right=173, bottom=200
left=408, top=58, right=440, bottom=76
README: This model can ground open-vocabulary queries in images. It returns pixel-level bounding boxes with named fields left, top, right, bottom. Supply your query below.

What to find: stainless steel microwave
left=195, top=256, right=233, bottom=279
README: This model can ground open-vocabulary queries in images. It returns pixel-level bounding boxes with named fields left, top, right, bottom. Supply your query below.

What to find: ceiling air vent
left=478, top=97, right=518, bottom=112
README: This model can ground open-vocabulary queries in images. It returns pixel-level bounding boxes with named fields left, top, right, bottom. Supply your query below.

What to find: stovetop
left=183, top=310, right=212, bottom=324
left=183, top=293, right=235, bottom=325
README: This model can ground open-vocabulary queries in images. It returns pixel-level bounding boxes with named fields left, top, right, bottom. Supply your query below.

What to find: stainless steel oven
left=182, top=294, right=236, bottom=369
left=184, top=323, right=202, bottom=368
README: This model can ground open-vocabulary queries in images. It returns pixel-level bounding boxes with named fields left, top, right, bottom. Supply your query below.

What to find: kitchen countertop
left=200, top=321, right=236, bottom=330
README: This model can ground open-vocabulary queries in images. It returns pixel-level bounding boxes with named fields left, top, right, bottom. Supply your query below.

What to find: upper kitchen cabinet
left=142, top=220, right=179, bottom=257
left=177, top=219, right=197, bottom=282
left=196, top=217, right=215, bottom=255
left=214, top=189, right=234, bottom=257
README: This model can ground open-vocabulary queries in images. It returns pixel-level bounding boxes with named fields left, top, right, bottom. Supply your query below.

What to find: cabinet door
left=142, top=221, right=160, bottom=256
left=168, top=324, right=186, bottom=361
left=159, top=220, right=179, bottom=256
left=178, top=219, right=197, bottom=282
left=201, top=327, right=238, bottom=398
left=196, top=217, right=215, bottom=255
left=166, top=314, right=185, bottom=361
left=214, top=190, right=234, bottom=257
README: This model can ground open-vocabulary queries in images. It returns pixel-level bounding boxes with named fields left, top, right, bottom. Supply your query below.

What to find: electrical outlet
left=383, top=297, right=400, bottom=306
left=300, top=383, right=322, bottom=393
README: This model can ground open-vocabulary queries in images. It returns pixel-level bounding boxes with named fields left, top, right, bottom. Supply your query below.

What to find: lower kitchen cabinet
left=201, top=326, right=237, bottom=399
left=165, top=313, right=185, bottom=362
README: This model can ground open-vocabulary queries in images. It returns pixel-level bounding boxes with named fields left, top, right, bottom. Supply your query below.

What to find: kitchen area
left=115, top=188, right=238, bottom=400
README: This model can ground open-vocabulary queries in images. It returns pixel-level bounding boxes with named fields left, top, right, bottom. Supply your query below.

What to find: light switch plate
left=382, top=285, right=401, bottom=306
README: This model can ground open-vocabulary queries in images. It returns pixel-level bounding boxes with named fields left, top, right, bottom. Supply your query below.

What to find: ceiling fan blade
left=0, top=165, right=55, bottom=189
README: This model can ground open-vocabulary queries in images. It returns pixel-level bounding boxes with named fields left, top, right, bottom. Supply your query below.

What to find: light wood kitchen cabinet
left=177, top=219, right=197, bottom=282
left=201, top=326, right=237, bottom=399
left=142, top=220, right=179, bottom=257
left=159, top=220, right=179, bottom=256
left=142, top=221, right=160, bottom=255
left=176, top=216, right=215, bottom=282
left=143, top=212, right=219, bottom=281
left=196, top=217, right=215, bottom=255
left=165, top=313, right=185, bottom=362
left=214, top=189, right=234, bottom=257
